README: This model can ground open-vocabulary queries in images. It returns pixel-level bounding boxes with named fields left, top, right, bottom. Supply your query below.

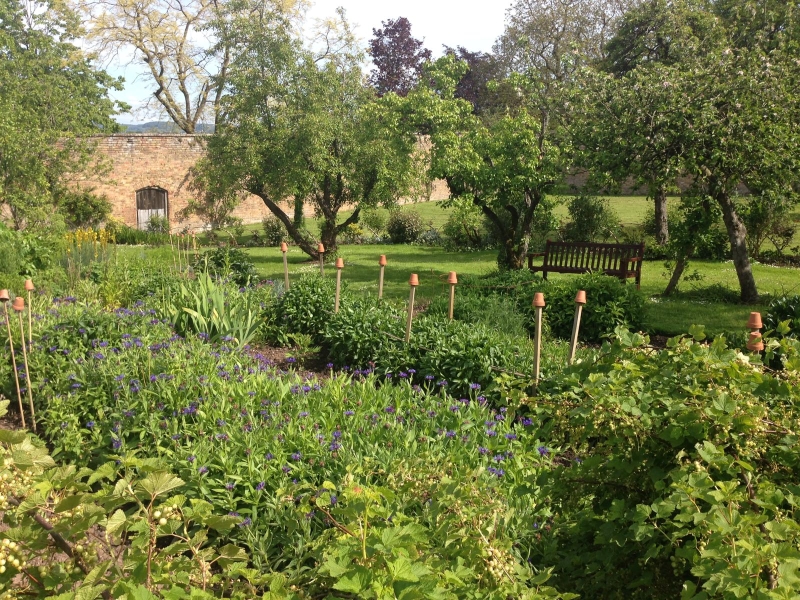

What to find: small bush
left=426, top=293, right=529, bottom=338
left=360, top=208, right=387, bottom=236
left=340, top=223, right=367, bottom=244
left=194, top=246, right=258, bottom=286
left=765, top=295, right=800, bottom=338
left=274, top=275, right=337, bottom=345
left=543, top=272, right=646, bottom=343
left=443, top=203, right=491, bottom=250
left=147, top=215, right=170, bottom=234
left=59, top=188, right=112, bottom=229
left=561, top=194, right=620, bottom=242
left=387, top=209, right=424, bottom=244
left=262, top=216, right=288, bottom=246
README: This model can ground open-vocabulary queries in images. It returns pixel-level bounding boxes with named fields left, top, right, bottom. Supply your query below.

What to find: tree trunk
left=255, top=192, right=319, bottom=259
left=293, top=198, right=305, bottom=228
left=715, top=190, right=759, bottom=303
left=663, top=252, right=689, bottom=296
left=653, top=184, right=669, bottom=245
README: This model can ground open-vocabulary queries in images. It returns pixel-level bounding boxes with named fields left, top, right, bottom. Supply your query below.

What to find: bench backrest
left=543, top=241, right=644, bottom=272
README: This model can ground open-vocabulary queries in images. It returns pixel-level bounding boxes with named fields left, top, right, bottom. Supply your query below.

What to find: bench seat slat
left=527, top=240, right=645, bottom=289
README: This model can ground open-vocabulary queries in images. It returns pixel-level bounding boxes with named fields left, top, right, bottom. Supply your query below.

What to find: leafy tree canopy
left=368, top=16, right=432, bottom=97
left=0, top=0, right=126, bottom=229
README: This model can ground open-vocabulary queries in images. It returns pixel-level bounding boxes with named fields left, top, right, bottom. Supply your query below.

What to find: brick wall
left=78, top=134, right=451, bottom=233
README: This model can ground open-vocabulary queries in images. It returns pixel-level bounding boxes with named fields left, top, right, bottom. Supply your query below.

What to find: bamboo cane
left=406, top=274, right=419, bottom=343
left=533, top=292, right=545, bottom=383
left=15, top=299, right=35, bottom=432
left=2, top=292, right=26, bottom=429
left=281, top=242, right=290, bottom=290
left=447, top=271, right=458, bottom=320
left=335, top=258, right=344, bottom=313
left=24, top=279, right=34, bottom=346
left=378, top=255, right=387, bottom=300
left=318, top=243, right=325, bottom=277
left=568, top=290, right=586, bottom=365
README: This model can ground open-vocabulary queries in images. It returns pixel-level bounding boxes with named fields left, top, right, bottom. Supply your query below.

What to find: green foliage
left=532, top=330, right=800, bottom=598
left=542, top=273, right=646, bottom=342
left=58, top=188, right=112, bottom=229
left=765, top=295, right=800, bottom=338
left=561, top=194, right=620, bottom=243
left=740, top=192, right=798, bottom=258
left=194, top=246, right=258, bottom=287
left=0, top=0, right=125, bottom=230
left=147, top=214, right=171, bottom=234
left=273, top=275, right=337, bottom=345
left=387, top=209, right=425, bottom=244
left=261, top=216, right=288, bottom=246
left=159, top=273, right=263, bottom=346
left=442, top=201, right=491, bottom=250
left=0, top=221, right=58, bottom=277
left=105, top=219, right=171, bottom=246
left=360, top=208, right=388, bottom=237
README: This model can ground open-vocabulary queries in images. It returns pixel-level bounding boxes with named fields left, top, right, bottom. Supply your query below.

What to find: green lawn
left=246, top=242, right=800, bottom=337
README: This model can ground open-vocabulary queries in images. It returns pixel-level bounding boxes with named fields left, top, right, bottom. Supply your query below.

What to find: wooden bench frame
left=527, top=241, right=645, bottom=289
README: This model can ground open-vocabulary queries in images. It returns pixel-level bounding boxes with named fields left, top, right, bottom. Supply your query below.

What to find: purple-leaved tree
left=368, top=17, right=432, bottom=97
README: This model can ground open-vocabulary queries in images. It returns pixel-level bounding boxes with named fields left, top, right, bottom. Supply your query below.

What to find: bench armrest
left=627, top=256, right=642, bottom=263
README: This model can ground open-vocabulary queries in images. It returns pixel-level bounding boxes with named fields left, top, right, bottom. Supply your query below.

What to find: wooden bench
left=527, top=241, right=645, bottom=289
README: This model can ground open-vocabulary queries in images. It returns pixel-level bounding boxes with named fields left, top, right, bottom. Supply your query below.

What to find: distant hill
left=117, top=121, right=215, bottom=133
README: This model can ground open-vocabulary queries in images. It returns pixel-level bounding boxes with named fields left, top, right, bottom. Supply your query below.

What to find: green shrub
left=274, top=275, right=337, bottom=344
left=262, top=215, right=288, bottom=246
left=106, top=219, right=171, bottom=246
left=59, top=188, right=112, bottom=229
left=386, top=209, right=424, bottom=244
left=561, top=194, right=620, bottom=242
left=442, top=203, right=491, bottom=250
left=360, top=208, right=387, bottom=236
left=542, top=273, right=646, bottom=343
left=194, top=246, right=258, bottom=286
left=765, top=294, right=800, bottom=338
left=426, top=293, right=529, bottom=338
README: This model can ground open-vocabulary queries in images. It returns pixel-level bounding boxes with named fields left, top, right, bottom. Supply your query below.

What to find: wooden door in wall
left=136, top=187, right=168, bottom=230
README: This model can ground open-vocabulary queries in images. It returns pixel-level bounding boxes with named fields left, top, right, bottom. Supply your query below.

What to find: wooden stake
left=2, top=293, right=26, bottom=429
left=281, top=242, right=290, bottom=290
left=334, top=258, right=344, bottom=313
left=447, top=271, right=458, bottom=320
left=15, top=302, right=35, bottom=432
left=533, top=292, right=545, bottom=383
left=24, top=279, right=34, bottom=346
left=406, top=274, right=419, bottom=343
left=568, top=290, right=586, bottom=365
left=378, top=255, right=387, bottom=300
left=318, top=243, right=325, bottom=277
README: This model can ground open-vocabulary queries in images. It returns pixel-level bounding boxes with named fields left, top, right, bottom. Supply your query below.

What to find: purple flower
left=445, top=430, right=456, bottom=438
left=505, top=433, right=517, bottom=441
left=225, top=482, right=235, bottom=491
left=265, top=452, right=274, bottom=460
left=256, top=481, right=266, bottom=491
left=111, top=438, right=122, bottom=450
left=470, top=383, right=481, bottom=390
left=537, top=446, right=549, bottom=456
left=299, top=411, right=309, bottom=418
left=198, top=466, right=209, bottom=475
left=187, top=455, right=196, bottom=463
left=326, top=363, right=334, bottom=369
left=330, top=494, right=338, bottom=505
left=85, top=421, right=95, bottom=429
left=478, top=446, right=489, bottom=455
left=238, top=517, right=252, bottom=527
left=291, top=452, right=302, bottom=461
left=281, top=465, right=291, bottom=474
left=344, top=410, right=354, bottom=416
left=522, top=417, right=533, bottom=427
left=385, top=406, right=396, bottom=414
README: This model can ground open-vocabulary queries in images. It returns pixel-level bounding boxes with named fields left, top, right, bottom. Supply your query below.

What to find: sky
left=111, top=0, right=510, bottom=124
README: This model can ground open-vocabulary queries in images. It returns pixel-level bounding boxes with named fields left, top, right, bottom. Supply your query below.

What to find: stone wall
left=78, top=134, right=451, bottom=232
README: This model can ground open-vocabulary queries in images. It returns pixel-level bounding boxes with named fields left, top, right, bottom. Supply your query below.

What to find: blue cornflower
left=198, top=466, right=209, bottom=474
left=505, top=433, right=517, bottom=441
left=85, top=421, right=95, bottom=429
left=470, top=383, right=481, bottom=390
left=330, top=494, right=338, bottom=505
left=299, top=411, right=309, bottom=418
left=256, top=481, right=266, bottom=491
left=266, top=452, right=274, bottom=460
left=522, top=417, right=533, bottom=426
left=478, top=446, right=489, bottom=455
left=225, top=482, right=235, bottom=491
left=344, top=410, right=354, bottom=416
left=329, top=442, right=341, bottom=451
left=537, top=446, right=549, bottom=456
left=291, top=452, right=302, bottom=461
left=187, top=455, right=196, bottom=463
left=333, top=430, right=342, bottom=439
left=385, top=406, right=395, bottom=414
left=445, top=430, right=456, bottom=438
left=111, top=438, right=122, bottom=450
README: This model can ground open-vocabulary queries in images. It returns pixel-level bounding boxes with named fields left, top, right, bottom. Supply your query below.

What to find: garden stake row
left=746, top=311, right=764, bottom=352
left=568, top=290, right=587, bottom=365
left=1, top=291, right=35, bottom=430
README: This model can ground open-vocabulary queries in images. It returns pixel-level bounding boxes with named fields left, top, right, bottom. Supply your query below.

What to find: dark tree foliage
left=368, top=17, right=431, bottom=97
left=442, top=46, right=520, bottom=116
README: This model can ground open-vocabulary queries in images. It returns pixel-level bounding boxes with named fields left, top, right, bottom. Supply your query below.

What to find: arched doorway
left=136, top=187, right=169, bottom=230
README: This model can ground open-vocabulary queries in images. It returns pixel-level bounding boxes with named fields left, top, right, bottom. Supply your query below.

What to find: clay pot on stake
left=746, top=311, right=764, bottom=353
left=1, top=291, right=25, bottom=428
left=334, top=258, right=344, bottom=313
left=24, top=279, right=34, bottom=345
left=568, top=290, right=586, bottom=365
left=318, top=243, right=325, bottom=276
left=406, top=274, right=419, bottom=343
left=378, top=255, right=387, bottom=300
left=447, top=272, right=458, bottom=320
left=280, top=242, right=290, bottom=290
left=532, top=292, right=546, bottom=384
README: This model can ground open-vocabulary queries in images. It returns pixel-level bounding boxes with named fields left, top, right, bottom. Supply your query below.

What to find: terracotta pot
left=317, top=243, right=325, bottom=253
left=379, top=255, right=387, bottom=266
left=24, top=279, right=35, bottom=292
left=574, top=290, right=586, bottom=305
left=747, top=311, right=763, bottom=330
left=409, top=273, right=419, bottom=287
left=12, top=297, right=24, bottom=312
left=447, top=271, right=458, bottom=285
left=280, top=242, right=288, bottom=252
left=335, top=258, right=344, bottom=269
left=532, top=292, right=546, bottom=308
left=0, top=289, right=9, bottom=303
